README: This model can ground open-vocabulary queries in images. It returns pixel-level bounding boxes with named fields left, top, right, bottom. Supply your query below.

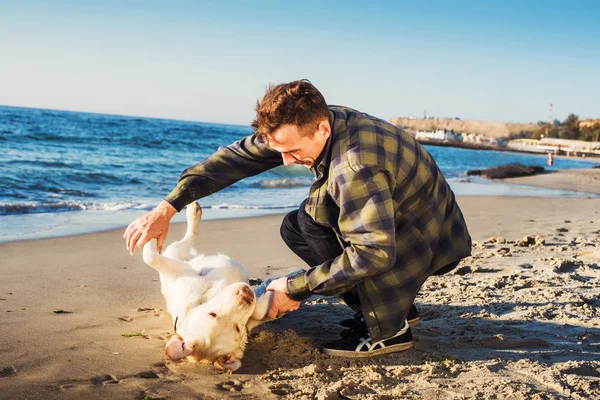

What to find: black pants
left=280, top=200, right=458, bottom=313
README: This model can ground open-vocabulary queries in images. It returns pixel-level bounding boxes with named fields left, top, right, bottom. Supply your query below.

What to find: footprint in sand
left=89, top=373, right=119, bottom=385
left=136, top=370, right=159, bottom=379
left=477, top=336, right=549, bottom=349
left=269, top=383, right=296, bottom=396
left=218, top=379, right=245, bottom=392
left=0, top=366, right=16, bottom=377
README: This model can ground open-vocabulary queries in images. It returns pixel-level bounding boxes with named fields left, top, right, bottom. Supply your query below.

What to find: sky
left=1, top=0, right=599, bottom=125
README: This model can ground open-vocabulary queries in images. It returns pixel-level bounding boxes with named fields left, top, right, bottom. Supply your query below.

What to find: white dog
left=142, top=202, right=271, bottom=372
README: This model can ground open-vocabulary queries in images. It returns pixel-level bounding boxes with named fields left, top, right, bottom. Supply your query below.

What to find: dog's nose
left=238, top=285, right=255, bottom=304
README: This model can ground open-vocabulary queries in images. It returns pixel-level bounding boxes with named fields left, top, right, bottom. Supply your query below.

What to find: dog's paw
left=142, top=240, right=160, bottom=265
left=186, top=202, right=203, bottom=222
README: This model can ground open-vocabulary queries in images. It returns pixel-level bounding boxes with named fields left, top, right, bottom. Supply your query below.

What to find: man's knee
left=280, top=209, right=300, bottom=242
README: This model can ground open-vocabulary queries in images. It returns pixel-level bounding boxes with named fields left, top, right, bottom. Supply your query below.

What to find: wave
left=69, top=172, right=139, bottom=185
left=0, top=200, right=156, bottom=215
left=8, top=159, right=83, bottom=169
left=0, top=201, right=298, bottom=215
left=207, top=203, right=298, bottom=210
left=47, top=188, right=96, bottom=197
left=253, top=178, right=311, bottom=188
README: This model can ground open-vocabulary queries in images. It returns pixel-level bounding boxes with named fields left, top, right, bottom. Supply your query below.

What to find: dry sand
left=1, top=171, right=599, bottom=399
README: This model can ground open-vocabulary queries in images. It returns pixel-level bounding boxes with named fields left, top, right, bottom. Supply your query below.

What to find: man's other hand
left=123, top=200, right=177, bottom=255
left=266, top=277, right=302, bottom=319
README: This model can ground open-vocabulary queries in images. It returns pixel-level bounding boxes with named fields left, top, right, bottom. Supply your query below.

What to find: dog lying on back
left=142, top=202, right=271, bottom=372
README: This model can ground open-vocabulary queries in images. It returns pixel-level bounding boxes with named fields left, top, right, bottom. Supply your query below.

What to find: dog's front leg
left=246, top=291, right=273, bottom=331
left=143, top=239, right=191, bottom=275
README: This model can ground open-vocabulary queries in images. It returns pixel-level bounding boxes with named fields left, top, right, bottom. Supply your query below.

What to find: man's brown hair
left=251, top=79, right=329, bottom=138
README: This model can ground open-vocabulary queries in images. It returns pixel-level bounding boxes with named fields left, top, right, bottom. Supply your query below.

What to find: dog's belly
left=161, top=274, right=208, bottom=319
left=188, top=254, right=249, bottom=285
left=160, top=255, right=249, bottom=322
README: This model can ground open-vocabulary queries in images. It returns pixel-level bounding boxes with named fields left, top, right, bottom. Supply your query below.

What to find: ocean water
left=0, top=105, right=598, bottom=242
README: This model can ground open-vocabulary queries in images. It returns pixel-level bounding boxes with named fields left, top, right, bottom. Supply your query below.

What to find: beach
left=1, top=171, right=600, bottom=399
left=501, top=168, right=600, bottom=195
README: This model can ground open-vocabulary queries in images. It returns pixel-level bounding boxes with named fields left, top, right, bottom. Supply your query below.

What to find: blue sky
left=1, top=0, right=598, bottom=125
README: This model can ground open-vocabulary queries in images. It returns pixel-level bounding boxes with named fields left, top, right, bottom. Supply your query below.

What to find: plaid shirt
left=165, top=106, right=472, bottom=341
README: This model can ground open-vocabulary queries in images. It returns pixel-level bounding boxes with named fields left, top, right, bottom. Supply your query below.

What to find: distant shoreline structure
left=416, top=138, right=600, bottom=159
left=389, top=118, right=600, bottom=159
left=389, top=117, right=537, bottom=139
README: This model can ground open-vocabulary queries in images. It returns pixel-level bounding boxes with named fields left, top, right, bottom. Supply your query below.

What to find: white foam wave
left=256, top=178, right=311, bottom=188
left=0, top=200, right=298, bottom=215
left=206, top=203, right=298, bottom=210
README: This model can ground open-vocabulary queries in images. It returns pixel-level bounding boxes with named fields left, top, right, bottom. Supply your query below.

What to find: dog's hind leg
left=143, top=239, right=191, bottom=275
left=162, top=202, right=203, bottom=262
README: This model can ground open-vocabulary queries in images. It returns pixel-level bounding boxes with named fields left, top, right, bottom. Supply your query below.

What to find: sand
left=1, top=171, right=599, bottom=399
left=501, top=168, right=600, bottom=195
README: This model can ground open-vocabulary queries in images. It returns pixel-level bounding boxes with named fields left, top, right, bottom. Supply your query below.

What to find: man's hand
left=266, top=277, right=302, bottom=319
left=123, top=200, right=177, bottom=255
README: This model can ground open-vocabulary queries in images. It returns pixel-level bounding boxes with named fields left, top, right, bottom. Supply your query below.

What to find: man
left=124, top=79, right=472, bottom=357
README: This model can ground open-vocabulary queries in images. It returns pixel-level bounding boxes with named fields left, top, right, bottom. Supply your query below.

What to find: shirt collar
left=312, top=108, right=340, bottom=175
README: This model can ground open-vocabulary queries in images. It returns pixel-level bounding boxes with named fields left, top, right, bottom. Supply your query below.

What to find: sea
left=1, top=105, right=598, bottom=243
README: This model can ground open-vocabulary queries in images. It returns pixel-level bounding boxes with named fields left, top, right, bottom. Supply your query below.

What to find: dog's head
left=164, top=282, right=256, bottom=372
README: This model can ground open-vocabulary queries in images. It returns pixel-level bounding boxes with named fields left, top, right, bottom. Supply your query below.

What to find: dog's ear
left=165, top=334, right=192, bottom=360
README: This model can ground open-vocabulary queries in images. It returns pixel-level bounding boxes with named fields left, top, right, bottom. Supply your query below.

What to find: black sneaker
left=324, top=321, right=413, bottom=357
left=338, top=305, right=419, bottom=328
left=339, top=311, right=364, bottom=328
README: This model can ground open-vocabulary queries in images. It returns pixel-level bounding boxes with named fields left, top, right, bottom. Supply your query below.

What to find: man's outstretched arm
left=164, top=134, right=282, bottom=212
left=124, top=134, right=281, bottom=254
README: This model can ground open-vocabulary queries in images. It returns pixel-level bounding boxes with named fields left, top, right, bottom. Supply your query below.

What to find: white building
left=507, top=138, right=600, bottom=155
left=414, top=129, right=502, bottom=147
left=415, top=129, right=460, bottom=142
left=461, top=133, right=500, bottom=147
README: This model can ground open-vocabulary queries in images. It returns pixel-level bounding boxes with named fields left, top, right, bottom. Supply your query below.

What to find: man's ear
left=165, top=334, right=192, bottom=360
left=317, top=121, right=331, bottom=140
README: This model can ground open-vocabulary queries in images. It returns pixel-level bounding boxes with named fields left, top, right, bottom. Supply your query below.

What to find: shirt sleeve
left=164, top=134, right=282, bottom=212
left=287, top=164, right=397, bottom=300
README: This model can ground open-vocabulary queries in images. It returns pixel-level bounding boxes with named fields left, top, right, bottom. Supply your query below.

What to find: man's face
left=267, top=122, right=331, bottom=168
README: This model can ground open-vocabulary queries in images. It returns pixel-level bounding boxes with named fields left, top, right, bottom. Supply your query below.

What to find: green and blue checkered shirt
left=166, top=106, right=472, bottom=341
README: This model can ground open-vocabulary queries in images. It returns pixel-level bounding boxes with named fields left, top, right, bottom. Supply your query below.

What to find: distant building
left=415, top=129, right=502, bottom=147
left=415, top=129, right=459, bottom=142
left=507, top=138, right=600, bottom=155
left=461, top=133, right=501, bottom=147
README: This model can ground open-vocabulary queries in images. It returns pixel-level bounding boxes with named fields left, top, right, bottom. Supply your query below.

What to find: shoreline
left=2, top=168, right=600, bottom=244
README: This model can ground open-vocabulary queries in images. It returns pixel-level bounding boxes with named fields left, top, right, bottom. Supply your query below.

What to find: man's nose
left=281, top=152, right=295, bottom=166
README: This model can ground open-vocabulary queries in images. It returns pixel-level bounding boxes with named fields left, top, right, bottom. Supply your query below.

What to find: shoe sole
left=323, top=341, right=413, bottom=358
